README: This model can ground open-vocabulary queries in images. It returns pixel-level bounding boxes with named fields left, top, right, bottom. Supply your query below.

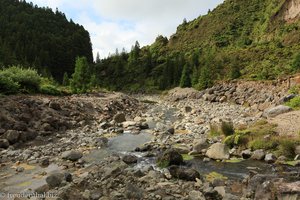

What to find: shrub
left=40, top=84, right=62, bottom=96
left=0, top=66, right=41, bottom=93
left=286, top=96, right=300, bottom=109
left=0, top=75, right=19, bottom=94
left=249, top=139, right=278, bottom=150
left=276, top=139, right=297, bottom=159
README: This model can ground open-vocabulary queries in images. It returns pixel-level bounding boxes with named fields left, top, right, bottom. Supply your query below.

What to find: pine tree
left=180, top=64, right=192, bottom=88
left=62, top=72, right=69, bottom=86
left=96, top=52, right=101, bottom=64
left=70, top=56, right=91, bottom=93
left=197, top=66, right=213, bottom=90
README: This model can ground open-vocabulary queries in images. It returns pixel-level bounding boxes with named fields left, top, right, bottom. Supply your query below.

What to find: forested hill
left=0, top=0, right=93, bottom=81
left=97, top=0, right=300, bottom=92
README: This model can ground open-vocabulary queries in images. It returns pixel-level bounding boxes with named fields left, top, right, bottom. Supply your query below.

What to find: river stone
left=203, top=187, right=222, bottom=200
left=206, top=143, right=230, bottom=160
left=49, top=101, right=61, bottom=110
left=0, top=139, right=9, bottom=148
left=193, top=138, right=208, bottom=153
left=61, top=150, right=83, bottom=161
left=168, top=165, right=200, bottom=181
left=46, top=173, right=64, bottom=188
left=263, top=105, right=292, bottom=118
left=6, top=130, right=20, bottom=144
left=139, top=122, right=149, bottom=129
left=113, top=113, right=126, bottom=123
left=122, top=155, right=138, bottom=164
left=241, top=149, right=253, bottom=159
left=264, top=153, right=277, bottom=163
left=188, top=190, right=205, bottom=200
left=251, top=149, right=265, bottom=160
left=157, top=149, right=183, bottom=167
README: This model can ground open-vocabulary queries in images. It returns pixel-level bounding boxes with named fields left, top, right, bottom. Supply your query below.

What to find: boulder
left=241, top=149, right=252, bottom=159
left=49, top=101, right=61, bottom=110
left=193, top=138, right=209, bottom=153
left=168, top=165, right=201, bottom=181
left=263, top=105, right=292, bottom=118
left=0, top=139, right=9, bottom=148
left=61, top=150, right=83, bottom=161
left=251, top=149, right=266, bottom=160
left=113, top=113, right=126, bottom=123
left=122, top=155, right=138, bottom=164
left=157, top=149, right=183, bottom=167
left=206, top=143, right=230, bottom=160
left=6, top=130, right=20, bottom=144
left=264, top=153, right=277, bottom=163
left=188, top=190, right=205, bottom=200
left=46, top=173, right=64, bottom=188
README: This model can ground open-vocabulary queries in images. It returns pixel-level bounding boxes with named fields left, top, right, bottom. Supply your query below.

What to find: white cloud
left=28, top=0, right=224, bottom=58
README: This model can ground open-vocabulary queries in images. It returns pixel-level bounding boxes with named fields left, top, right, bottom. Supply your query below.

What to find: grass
left=205, top=172, right=228, bottom=183
left=181, top=154, right=194, bottom=161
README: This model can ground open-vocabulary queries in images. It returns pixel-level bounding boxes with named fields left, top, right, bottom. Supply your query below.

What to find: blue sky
left=28, top=0, right=224, bottom=58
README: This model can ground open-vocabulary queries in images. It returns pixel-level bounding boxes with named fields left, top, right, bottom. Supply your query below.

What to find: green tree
left=180, top=64, right=192, bottom=88
left=62, top=72, right=69, bottom=86
left=70, top=57, right=91, bottom=93
left=197, top=66, right=213, bottom=90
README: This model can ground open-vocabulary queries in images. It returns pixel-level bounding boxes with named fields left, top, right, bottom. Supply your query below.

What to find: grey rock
left=185, top=106, right=193, bottom=113
left=206, top=143, right=230, bottom=160
left=139, top=122, right=149, bottom=129
left=46, top=173, right=64, bottom=188
left=6, top=130, right=20, bottom=144
left=113, top=113, right=126, bottom=123
left=16, top=166, right=25, bottom=172
left=203, top=187, right=222, bottom=200
left=241, top=149, right=253, bottom=159
left=264, top=105, right=292, bottom=118
left=49, top=101, right=61, bottom=110
left=122, top=155, right=138, bottom=164
left=0, top=139, right=9, bottom=149
left=193, top=138, right=208, bottom=153
left=251, top=149, right=266, bottom=160
left=265, top=153, right=277, bottom=163
left=168, top=166, right=201, bottom=181
left=125, top=183, right=144, bottom=199
left=61, top=150, right=83, bottom=161
left=188, top=190, right=205, bottom=200
left=167, top=127, right=175, bottom=135
left=157, top=149, right=183, bottom=167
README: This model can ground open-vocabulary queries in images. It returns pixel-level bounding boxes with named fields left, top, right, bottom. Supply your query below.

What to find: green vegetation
left=285, top=96, right=300, bottom=109
left=205, top=172, right=228, bottom=183
left=210, top=120, right=235, bottom=137
left=222, top=120, right=300, bottom=159
left=70, top=57, right=93, bottom=93
left=0, top=0, right=93, bottom=81
left=181, top=154, right=194, bottom=161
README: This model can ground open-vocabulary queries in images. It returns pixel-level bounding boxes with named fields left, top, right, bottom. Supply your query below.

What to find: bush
left=286, top=96, right=300, bottom=109
left=0, top=66, right=41, bottom=93
left=0, top=75, right=19, bottom=94
left=276, top=139, right=297, bottom=159
left=40, top=84, right=62, bottom=96
left=249, top=139, right=278, bottom=150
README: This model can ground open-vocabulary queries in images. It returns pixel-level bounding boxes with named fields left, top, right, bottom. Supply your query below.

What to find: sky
left=28, top=0, right=224, bottom=59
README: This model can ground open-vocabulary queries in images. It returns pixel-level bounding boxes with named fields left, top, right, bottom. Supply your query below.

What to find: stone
left=64, top=172, right=72, bottom=182
left=185, top=106, right=193, bottom=113
left=251, top=149, right=266, bottom=160
left=49, top=101, right=61, bottom=110
left=95, top=137, right=108, bottom=147
left=188, top=190, right=205, bottom=200
left=16, top=166, right=25, bottom=172
left=168, top=166, right=201, bottom=181
left=203, top=187, right=222, bottom=200
left=263, top=105, right=292, bottom=118
left=264, top=153, right=277, bottom=163
left=125, top=183, right=144, bottom=199
left=113, top=113, right=126, bottom=123
left=241, top=149, right=252, bottom=159
left=122, top=155, right=138, bottom=164
left=157, top=149, right=183, bottom=167
left=19, top=131, right=38, bottom=142
left=99, top=122, right=110, bottom=129
left=214, top=186, right=226, bottom=197
left=6, top=130, right=20, bottom=144
left=193, top=139, right=208, bottom=153
left=167, top=127, right=175, bottom=135
left=40, top=158, right=50, bottom=167
left=35, top=184, right=49, bottom=194
left=46, top=173, right=64, bottom=188
left=219, top=96, right=227, bottom=103
left=61, top=150, right=83, bottom=161
left=206, top=143, right=230, bottom=160
left=295, top=145, right=300, bottom=155
left=0, top=139, right=10, bottom=149
left=139, top=122, right=149, bottom=129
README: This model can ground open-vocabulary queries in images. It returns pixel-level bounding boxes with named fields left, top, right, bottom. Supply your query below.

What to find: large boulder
left=6, top=130, right=20, bottom=144
left=251, top=149, right=266, bottom=160
left=263, top=105, right=292, bottom=118
left=206, top=143, right=230, bottom=160
left=61, top=150, right=83, bottom=161
left=168, top=166, right=201, bottom=181
left=157, top=149, right=183, bottom=168
left=193, top=138, right=209, bottom=153
left=113, top=113, right=126, bottom=123
left=46, top=173, right=64, bottom=188
left=0, top=139, right=9, bottom=149
left=122, top=155, right=138, bottom=164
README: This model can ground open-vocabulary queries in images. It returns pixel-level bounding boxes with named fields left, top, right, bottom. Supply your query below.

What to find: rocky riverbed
left=0, top=83, right=299, bottom=200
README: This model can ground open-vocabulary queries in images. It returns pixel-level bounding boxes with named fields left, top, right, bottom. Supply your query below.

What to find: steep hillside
left=0, top=0, right=93, bottom=81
